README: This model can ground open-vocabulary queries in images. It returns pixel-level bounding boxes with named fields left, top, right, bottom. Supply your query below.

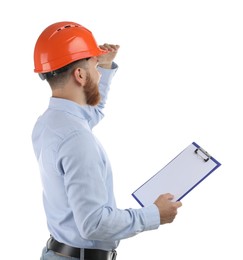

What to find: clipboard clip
left=194, top=147, right=211, bottom=162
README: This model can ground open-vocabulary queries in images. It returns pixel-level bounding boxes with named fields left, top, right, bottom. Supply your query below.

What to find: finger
left=102, top=43, right=120, bottom=52
left=164, top=193, right=175, bottom=200
left=175, top=201, right=182, bottom=208
left=107, top=44, right=120, bottom=51
left=99, top=45, right=109, bottom=51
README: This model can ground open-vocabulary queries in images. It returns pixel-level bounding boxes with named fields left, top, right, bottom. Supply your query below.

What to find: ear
left=73, top=68, right=87, bottom=86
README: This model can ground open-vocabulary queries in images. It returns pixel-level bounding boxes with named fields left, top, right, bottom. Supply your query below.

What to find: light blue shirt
left=32, top=64, right=160, bottom=251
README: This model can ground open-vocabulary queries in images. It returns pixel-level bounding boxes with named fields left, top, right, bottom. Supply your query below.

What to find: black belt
left=47, top=236, right=117, bottom=260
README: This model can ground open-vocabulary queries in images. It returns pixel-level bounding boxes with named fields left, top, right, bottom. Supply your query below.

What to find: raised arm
left=87, top=44, right=120, bottom=128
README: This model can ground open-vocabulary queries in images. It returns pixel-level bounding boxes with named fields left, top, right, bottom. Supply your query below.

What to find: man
left=32, top=21, right=182, bottom=260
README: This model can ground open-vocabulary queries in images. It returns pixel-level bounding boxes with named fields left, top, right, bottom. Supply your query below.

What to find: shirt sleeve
left=57, top=130, right=160, bottom=242
left=86, top=62, right=118, bottom=129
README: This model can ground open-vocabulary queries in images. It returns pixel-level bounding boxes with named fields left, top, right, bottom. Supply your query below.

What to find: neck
left=52, top=88, right=86, bottom=106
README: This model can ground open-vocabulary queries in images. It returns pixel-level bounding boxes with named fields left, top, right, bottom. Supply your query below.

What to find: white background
left=1, top=0, right=242, bottom=259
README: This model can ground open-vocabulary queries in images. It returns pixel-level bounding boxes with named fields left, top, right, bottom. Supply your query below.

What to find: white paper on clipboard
left=132, top=142, right=221, bottom=207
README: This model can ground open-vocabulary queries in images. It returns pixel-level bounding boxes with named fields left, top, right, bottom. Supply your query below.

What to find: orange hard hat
left=34, top=21, right=107, bottom=73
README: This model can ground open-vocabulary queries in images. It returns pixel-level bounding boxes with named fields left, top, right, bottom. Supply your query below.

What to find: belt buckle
left=111, top=250, right=117, bottom=260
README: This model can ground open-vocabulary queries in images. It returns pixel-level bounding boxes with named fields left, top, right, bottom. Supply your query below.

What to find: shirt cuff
left=141, top=204, right=160, bottom=231
left=98, top=62, right=118, bottom=86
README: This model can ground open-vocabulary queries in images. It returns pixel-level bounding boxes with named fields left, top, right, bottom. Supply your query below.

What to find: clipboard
left=132, top=142, right=221, bottom=207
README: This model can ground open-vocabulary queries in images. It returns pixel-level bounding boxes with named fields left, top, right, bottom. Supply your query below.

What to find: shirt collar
left=48, top=97, right=92, bottom=122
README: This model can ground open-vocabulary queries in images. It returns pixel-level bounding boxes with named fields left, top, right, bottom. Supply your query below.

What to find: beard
left=83, top=72, right=101, bottom=106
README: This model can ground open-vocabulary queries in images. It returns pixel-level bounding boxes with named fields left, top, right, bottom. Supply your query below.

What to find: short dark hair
left=42, top=58, right=90, bottom=88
